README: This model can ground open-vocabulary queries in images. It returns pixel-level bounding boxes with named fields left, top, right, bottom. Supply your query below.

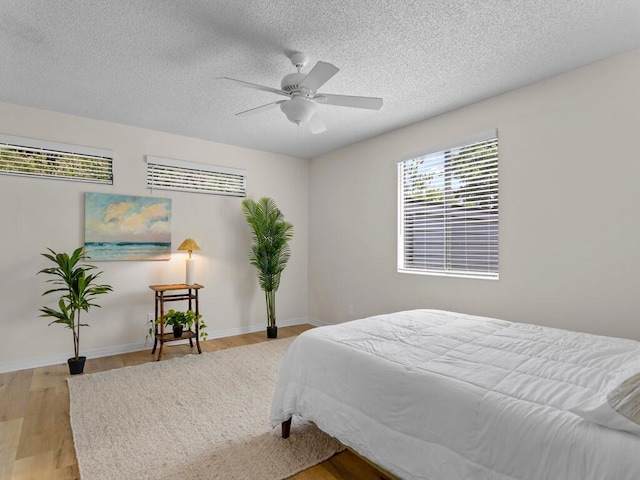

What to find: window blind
left=398, top=132, right=499, bottom=279
left=146, top=156, right=246, bottom=197
left=0, top=134, right=113, bottom=184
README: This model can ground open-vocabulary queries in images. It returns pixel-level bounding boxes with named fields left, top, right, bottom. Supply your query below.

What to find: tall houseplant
left=38, top=247, right=112, bottom=374
left=242, top=197, right=293, bottom=338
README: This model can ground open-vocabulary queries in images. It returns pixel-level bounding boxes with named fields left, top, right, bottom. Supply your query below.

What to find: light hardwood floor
left=0, top=325, right=390, bottom=480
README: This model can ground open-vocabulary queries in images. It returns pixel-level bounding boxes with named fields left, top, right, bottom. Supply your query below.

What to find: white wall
left=0, top=103, right=308, bottom=372
left=309, top=48, right=640, bottom=341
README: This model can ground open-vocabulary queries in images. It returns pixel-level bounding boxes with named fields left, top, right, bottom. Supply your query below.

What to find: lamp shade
left=177, top=238, right=201, bottom=285
left=177, top=238, right=201, bottom=255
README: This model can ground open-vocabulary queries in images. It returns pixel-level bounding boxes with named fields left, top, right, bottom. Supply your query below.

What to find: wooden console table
left=149, top=283, right=204, bottom=361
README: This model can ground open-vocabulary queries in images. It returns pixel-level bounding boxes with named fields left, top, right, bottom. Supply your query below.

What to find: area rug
left=68, top=338, right=344, bottom=480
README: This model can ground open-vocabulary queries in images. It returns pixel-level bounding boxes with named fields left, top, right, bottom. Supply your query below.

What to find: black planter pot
left=266, top=326, right=278, bottom=338
left=173, top=325, right=184, bottom=338
left=68, top=356, right=86, bottom=375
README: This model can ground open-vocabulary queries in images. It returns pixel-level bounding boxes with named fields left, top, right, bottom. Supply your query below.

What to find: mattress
left=270, top=309, right=640, bottom=479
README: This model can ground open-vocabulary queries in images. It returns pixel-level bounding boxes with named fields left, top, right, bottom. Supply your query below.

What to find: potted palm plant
left=242, top=197, right=294, bottom=338
left=38, top=247, right=112, bottom=374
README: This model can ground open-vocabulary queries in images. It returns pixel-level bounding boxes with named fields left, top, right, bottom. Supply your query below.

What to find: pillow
left=571, top=372, right=640, bottom=435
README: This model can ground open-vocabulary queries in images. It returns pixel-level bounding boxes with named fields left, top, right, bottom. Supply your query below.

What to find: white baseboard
left=306, top=317, right=333, bottom=327
left=0, top=341, right=150, bottom=375
left=0, top=317, right=317, bottom=374
left=207, top=316, right=316, bottom=338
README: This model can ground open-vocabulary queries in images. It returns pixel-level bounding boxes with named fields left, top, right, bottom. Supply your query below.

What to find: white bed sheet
left=270, top=309, right=640, bottom=479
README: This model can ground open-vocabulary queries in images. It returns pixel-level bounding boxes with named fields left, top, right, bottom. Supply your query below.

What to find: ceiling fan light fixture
left=220, top=51, right=383, bottom=133
left=280, top=96, right=318, bottom=125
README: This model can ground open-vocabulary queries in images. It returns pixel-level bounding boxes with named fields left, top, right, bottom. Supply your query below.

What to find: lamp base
left=186, top=258, right=195, bottom=285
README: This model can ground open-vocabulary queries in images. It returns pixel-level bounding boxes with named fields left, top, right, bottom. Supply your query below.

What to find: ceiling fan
left=219, top=52, right=383, bottom=134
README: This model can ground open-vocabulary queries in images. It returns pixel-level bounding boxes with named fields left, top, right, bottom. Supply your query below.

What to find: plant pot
left=173, top=325, right=184, bottom=338
left=267, top=326, right=278, bottom=338
left=68, top=356, right=86, bottom=375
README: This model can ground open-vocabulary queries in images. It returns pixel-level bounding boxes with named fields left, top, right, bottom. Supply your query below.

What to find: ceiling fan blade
left=236, top=100, right=287, bottom=117
left=218, top=77, right=289, bottom=97
left=315, top=93, right=383, bottom=110
left=300, top=61, right=339, bottom=92
left=307, top=113, right=327, bottom=135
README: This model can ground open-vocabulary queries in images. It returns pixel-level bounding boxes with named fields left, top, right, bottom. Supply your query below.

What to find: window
left=0, top=134, right=113, bottom=184
left=398, top=131, right=499, bottom=279
left=146, top=156, right=246, bottom=197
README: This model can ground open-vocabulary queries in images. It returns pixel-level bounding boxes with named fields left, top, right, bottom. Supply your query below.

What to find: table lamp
left=177, top=237, right=201, bottom=285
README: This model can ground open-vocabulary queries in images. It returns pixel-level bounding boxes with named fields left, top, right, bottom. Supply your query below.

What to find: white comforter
left=270, top=310, right=640, bottom=479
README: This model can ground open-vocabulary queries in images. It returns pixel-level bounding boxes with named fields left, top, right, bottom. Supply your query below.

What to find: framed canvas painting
left=84, top=193, right=172, bottom=261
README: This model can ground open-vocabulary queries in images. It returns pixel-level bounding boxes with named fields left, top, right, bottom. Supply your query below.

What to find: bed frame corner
left=281, top=417, right=292, bottom=438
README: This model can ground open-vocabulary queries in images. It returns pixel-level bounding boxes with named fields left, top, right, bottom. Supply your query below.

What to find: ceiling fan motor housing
left=281, top=72, right=309, bottom=94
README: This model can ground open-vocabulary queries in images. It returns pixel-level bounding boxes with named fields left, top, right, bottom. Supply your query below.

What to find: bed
left=270, top=309, right=640, bottom=479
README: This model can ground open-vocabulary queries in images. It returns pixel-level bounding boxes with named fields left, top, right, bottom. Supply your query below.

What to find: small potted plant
left=38, top=247, right=112, bottom=375
left=160, top=309, right=205, bottom=338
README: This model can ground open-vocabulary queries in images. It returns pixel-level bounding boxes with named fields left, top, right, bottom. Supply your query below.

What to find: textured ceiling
left=1, top=1, right=639, bottom=159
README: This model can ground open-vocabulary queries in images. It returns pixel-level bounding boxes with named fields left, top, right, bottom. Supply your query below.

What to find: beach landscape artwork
left=84, top=193, right=172, bottom=261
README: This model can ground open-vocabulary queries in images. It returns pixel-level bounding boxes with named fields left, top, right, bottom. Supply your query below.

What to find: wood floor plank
left=82, top=354, right=126, bottom=374
left=324, top=450, right=394, bottom=480
left=30, top=364, right=69, bottom=395
left=290, top=462, right=340, bottom=480
left=0, top=418, right=23, bottom=480
left=10, top=450, right=53, bottom=480
left=0, top=371, right=33, bottom=421
left=0, top=325, right=384, bottom=479
left=10, top=450, right=79, bottom=480
left=15, top=387, right=64, bottom=460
